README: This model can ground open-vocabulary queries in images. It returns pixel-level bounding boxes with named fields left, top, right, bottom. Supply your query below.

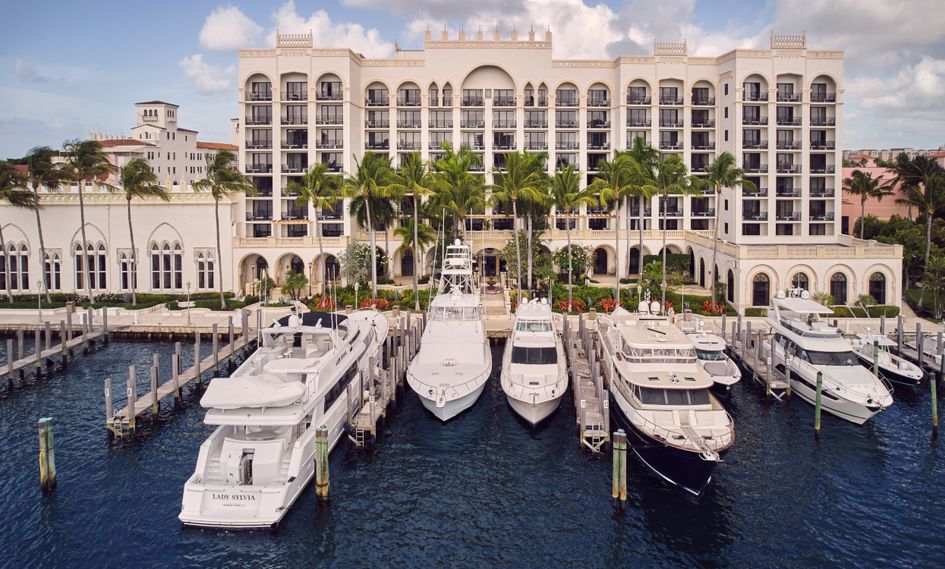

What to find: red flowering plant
left=359, top=298, right=390, bottom=310
left=316, top=295, right=335, bottom=310
left=599, top=297, right=617, bottom=312
left=702, top=300, right=726, bottom=314
left=557, top=298, right=587, bottom=312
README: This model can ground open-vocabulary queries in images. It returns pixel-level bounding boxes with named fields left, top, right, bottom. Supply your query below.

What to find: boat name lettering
left=211, top=493, right=256, bottom=501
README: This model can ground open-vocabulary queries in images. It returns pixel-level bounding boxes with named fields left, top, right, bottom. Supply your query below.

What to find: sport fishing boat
left=179, top=307, right=387, bottom=528
left=407, top=240, right=491, bottom=421
left=766, top=289, right=893, bottom=424
left=685, top=320, right=742, bottom=398
left=501, top=298, right=568, bottom=425
left=850, top=331, right=923, bottom=387
left=598, top=297, right=735, bottom=496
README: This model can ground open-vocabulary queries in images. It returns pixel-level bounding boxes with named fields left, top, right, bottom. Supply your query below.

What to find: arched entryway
left=628, top=247, right=643, bottom=275
left=727, top=270, right=735, bottom=303
left=699, top=258, right=706, bottom=287
left=869, top=272, right=886, bottom=304
left=791, top=272, right=809, bottom=291
left=752, top=273, right=770, bottom=306
left=276, top=253, right=305, bottom=283
left=830, top=272, right=848, bottom=305
left=401, top=249, right=415, bottom=277
left=593, top=247, right=609, bottom=276
left=238, top=253, right=270, bottom=294
left=477, top=248, right=503, bottom=277
left=687, top=248, right=695, bottom=281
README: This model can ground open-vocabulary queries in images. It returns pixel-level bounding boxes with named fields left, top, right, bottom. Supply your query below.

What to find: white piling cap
left=637, top=301, right=649, bottom=313
left=650, top=301, right=661, bottom=314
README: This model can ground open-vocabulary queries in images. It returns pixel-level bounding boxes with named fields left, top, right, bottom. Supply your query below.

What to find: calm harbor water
left=1, top=338, right=943, bottom=568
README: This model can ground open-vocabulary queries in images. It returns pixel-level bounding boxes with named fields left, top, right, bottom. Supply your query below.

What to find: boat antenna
left=429, top=208, right=445, bottom=305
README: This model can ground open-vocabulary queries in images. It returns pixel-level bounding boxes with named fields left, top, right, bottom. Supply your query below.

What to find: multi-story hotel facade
left=1, top=31, right=903, bottom=312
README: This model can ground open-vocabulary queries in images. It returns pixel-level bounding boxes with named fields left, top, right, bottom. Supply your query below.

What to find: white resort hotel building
left=2, top=30, right=902, bottom=312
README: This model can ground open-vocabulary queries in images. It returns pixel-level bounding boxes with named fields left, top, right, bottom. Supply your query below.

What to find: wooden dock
left=348, top=311, right=424, bottom=447
left=722, top=316, right=791, bottom=400
left=563, top=313, right=609, bottom=452
left=5, top=308, right=113, bottom=387
left=105, top=310, right=258, bottom=438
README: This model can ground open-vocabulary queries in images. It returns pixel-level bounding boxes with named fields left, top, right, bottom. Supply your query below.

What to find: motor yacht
left=766, top=290, right=893, bottom=424
left=501, top=298, right=568, bottom=425
left=685, top=320, right=742, bottom=398
left=598, top=298, right=735, bottom=496
left=850, top=332, right=923, bottom=387
left=407, top=241, right=492, bottom=421
left=179, top=307, right=388, bottom=528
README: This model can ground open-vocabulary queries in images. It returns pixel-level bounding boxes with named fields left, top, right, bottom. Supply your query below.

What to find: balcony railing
left=587, top=142, right=610, bottom=150
left=430, top=120, right=453, bottom=128
left=776, top=188, right=801, bottom=197
left=245, top=164, right=272, bottom=174
left=246, top=141, right=272, bottom=150
left=810, top=118, right=836, bottom=126
left=743, top=164, right=768, bottom=173
left=627, top=96, right=651, bottom=105
left=627, top=137, right=650, bottom=147
left=660, top=142, right=682, bottom=150
left=461, top=120, right=485, bottom=128
left=691, top=97, right=715, bottom=106
left=810, top=92, right=837, bottom=103
left=248, top=91, right=272, bottom=101
left=627, top=118, right=651, bottom=127
left=281, top=140, right=307, bottom=150
left=743, top=212, right=768, bottom=221
left=743, top=93, right=768, bottom=102
left=777, top=164, right=801, bottom=173
left=692, top=142, right=715, bottom=150
left=809, top=213, right=835, bottom=221
left=397, top=121, right=422, bottom=128
left=524, top=121, right=548, bottom=128
left=587, top=120, right=610, bottom=129
left=523, top=97, right=548, bottom=107
left=810, top=190, right=835, bottom=198
left=469, top=164, right=485, bottom=172
left=691, top=164, right=708, bottom=172
left=742, top=189, right=768, bottom=197
left=742, top=117, right=768, bottom=125
left=556, top=142, right=580, bottom=150
left=316, top=92, right=342, bottom=101
left=555, top=162, right=580, bottom=171
left=365, top=142, right=389, bottom=150
left=659, top=119, right=684, bottom=128
left=555, top=97, right=579, bottom=107
left=397, top=98, right=422, bottom=107
left=659, top=97, right=684, bottom=105
left=588, top=98, right=610, bottom=107
left=743, top=141, right=768, bottom=149
left=810, top=166, right=836, bottom=174
left=365, top=97, right=390, bottom=107
left=692, top=209, right=715, bottom=217
left=493, top=120, right=517, bottom=128
left=280, top=116, right=306, bottom=125
left=282, top=164, right=306, bottom=173
left=468, top=143, right=485, bottom=150
left=316, top=140, right=343, bottom=149
left=556, top=120, right=578, bottom=128
left=462, top=97, right=484, bottom=106
left=429, top=141, right=451, bottom=150
left=777, top=92, right=801, bottom=102
left=282, top=92, right=307, bottom=102
left=246, top=117, right=272, bottom=126
left=281, top=211, right=307, bottom=221
left=397, top=142, right=421, bottom=150
left=365, top=120, right=390, bottom=128
left=776, top=212, right=801, bottom=221
left=776, top=141, right=801, bottom=150
left=246, top=212, right=272, bottom=221
left=810, top=141, right=836, bottom=150
left=322, top=163, right=342, bottom=172
left=525, top=142, right=548, bottom=150
left=777, top=117, right=802, bottom=126
left=493, top=141, right=516, bottom=150
left=316, top=116, right=343, bottom=125
left=493, top=97, right=517, bottom=107
left=691, top=119, right=715, bottom=128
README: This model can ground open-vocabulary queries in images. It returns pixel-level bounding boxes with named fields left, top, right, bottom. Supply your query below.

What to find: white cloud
left=342, top=0, right=521, bottom=19
left=199, top=5, right=263, bottom=51
left=14, top=58, right=54, bottom=83
left=178, top=54, right=234, bottom=94
left=270, top=1, right=395, bottom=57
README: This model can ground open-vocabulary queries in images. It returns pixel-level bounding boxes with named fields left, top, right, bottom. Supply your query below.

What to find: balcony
left=742, top=188, right=768, bottom=197
left=743, top=164, right=768, bottom=173
left=524, top=121, right=548, bottom=128
left=523, top=96, right=548, bottom=107
left=663, top=208, right=683, bottom=217
left=588, top=98, right=610, bottom=107
left=365, top=120, right=390, bottom=129
left=365, top=142, right=389, bottom=150
left=691, top=164, right=708, bottom=173
left=587, top=142, right=610, bottom=150
left=365, top=97, right=390, bottom=107
left=556, top=120, right=578, bottom=129
left=659, top=119, right=684, bottom=128
left=316, top=140, right=343, bottom=150
left=281, top=164, right=306, bottom=174
left=810, top=166, right=837, bottom=174
left=627, top=118, right=651, bottom=127
left=627, top=95, right=651, bottom=105
left=245, top=164, right=272, bottom=174
left=461, top=120, right=485, bottom=128
left=322, top=162, right=342, bottom=173
left=811, top=118, right=836, bottom=127
left=430, top=120, right=453, bottom=129
left=587, top=120, right=610, bottom=129
left=281, top=211, right=307, bottom=221
left=468, top=142, right=485, bottom=150
left=775, top=187, right=801, bottom=197
left=493, top=96, right=516, bottom=107
left=742, top=116, right=768, bottom=125
left=810, top=92, right=837, bottom=103
left=809, top=212, right=835, bottom=221
left=691, top=97, right=715, bottom=106
left=248, top=91, right=272, bottom=101
left=246, top=212, right=272, bottom=221
left=461, top=97, right=484, bottom=106
left=555, top=162, right=580, bottom=172
left=776, top=164, right=801, bottom=174
left=691, top=142, right=715, bottom=150
left=321, top=227, right=344, bottom=238
left=659, top=97, right=684, bottom=105
left=691, top=119, right=715, bottom=128
left=743, top=212, right=768, bottom=221
left=810, top=141, right=836, bottom=150
left=246, top=117, right=273, bottom=126
left=743, top=141, right=768, bottom=150
left=555, top=141, right=579, bottom=150
left=555, top=97, right=579, bottom=107
left=776, top=141, right=801, bottom=150
left=429, top=141, right=451, bottom=150
left=525, top=142, right=548, bottom=150
left=660, top=142, right=682, bottom=150
left=743, top=93, right=768, bottom=102
left=280, top=116, right=306, bottom=126
left=777, top=92, right=801, bottom=102
left=397, top=120, right=422, bottom=128
left=776, top=212, right=801, bottom=221
left=810, top=189, right=835, bottom=198
left=397, top=98, right=421, bottom=107
left=469, top=164, right=485, bottom=172
left=493, top=141, right=516, bottom=150
left=316, top=91, right=342, bottom=101
left=316, top=116, right=343, bottom=125
left=626, top=137, right=650, bottom=147
left=692, top=209, right=715, bottom=217
left=246, top=141, right=272, bottom=150
left=397, top=141, right=420, bottom=150
left=492, top=120, right=517, bottom=129
left=282, top=92, right=307, bottom=102
left=281, top=140, right=307, bottom=150
left=777, top=117, right=801, bottom=126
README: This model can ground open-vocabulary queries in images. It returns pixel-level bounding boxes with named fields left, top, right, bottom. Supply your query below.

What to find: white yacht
left=850, top=332, right=923, bottom=387
left=179, top=308, right=388, bottom=528
left=685, top=320, right=742, bottom=398
left=407, top=241, right=492, bottom=421
left=766, top=290, right=893, bottom=424
left=501, top=298, right=568, bottom=425
left=599, top=300, right=735, bottom=496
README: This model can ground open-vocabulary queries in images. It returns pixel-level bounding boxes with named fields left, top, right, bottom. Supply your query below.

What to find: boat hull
left=787, top=370, right=882, bottom=425
left=710, top=382, right=734, bottom=399
left=417, top=380, right=487, bottom=421
left=506, top=392, right=564, bottom=426
left=609, top=394, right=721, bottom=496
left=854, top=354, right=923, bottom=387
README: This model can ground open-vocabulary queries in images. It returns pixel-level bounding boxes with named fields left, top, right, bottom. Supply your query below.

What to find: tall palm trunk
left=315, top=208, right=325, bottom=296
left=125, top=198, right=138, bottom=305
left=614, top=197, right=620, bottom=301
left=512, top=199, right=522, bottom=304
left=413, top=194, right=420, bottom=311
left=365, top=196, right=377, bottom=302
left=0, top=224, right=10, bottom=302
left=214, top=199, right=225, bottom=309
left=78, top=181, right=94, bottom=302
left=859, top=198, right=866, bottom=240
left=920, top=215, right=932, bottom=307
left=661, top=191, right=668, bottom=309
left=710, top=184, right=721, bottom=308
left=32, top=196, right=51, bottom=302
left=384, top=225, right=390, bottom=282
left=624, top=196, right=632, bottom=278
left=638, top=195, right=645, bottom=278
left=526, top=214, right=533, bottom=295
left=566, top=218, right=573, bottom=311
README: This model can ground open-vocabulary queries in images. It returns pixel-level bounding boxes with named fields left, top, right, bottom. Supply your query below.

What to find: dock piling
left=44, top=321, right=52, bottom=352
left=65, top=311, right=73, bottom=343
left=872, top=341, right=880, bottom=379
left=6, top=339, right=14, bottom=386
left=126, top=365, right=137, bottom=433
left=880, top=314, right=886, bottom=336
left=37, top=417, right=56, bottom=491
left=896, top=315, right=904, bottom=354
left=227, top=316, right=234, bottom=353
left=150, top=354, right=159, bottom=416
left=16, top=330, right=24, bottom=362
left=720, top=314, right=727, bottom=341
left=59, top=320, right=69, bottom=361
left=315, top=425, right=330, bottom=501
left=34, top=329, right=43, bottom=374
left=814, top=371, right=824, bottom=439
left=194, top=333, right=202, bottom=386
left=932, top=374, right=939, bottom=440
left=916, top=322, right=924, bottom=369
left=212, top=323, right=219, bottom=372
left=173, top=342, right=182, bottom=400
left=612, top=429, right=628, bottom=505
left=104, top=378, right=113, bottom=423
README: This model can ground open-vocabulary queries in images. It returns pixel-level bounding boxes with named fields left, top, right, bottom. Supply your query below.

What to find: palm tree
left=643, top=154, right=703, bottom=308
left=550, top=164, right=595, bottom=311
left=431, top=144, right=484, bottom=238
left=488, top=151, right=548, bottom=302
left=0, top=162, right=38, bottom=302
left=342, top=152, right=394, bottom=302
left=391, top=152, right=435, bottom=310
left=62, top=139, right=115, bottom=302
left=626, top=138, right=660, bottom=278
left=843, top=169, right=895, bottom=240
left=194, top=149, right=254, bottom=309
left=288, top=163, right=340, bottom=296
left=894, top=155, right=945, bottom=306
left=118, top=158, right=168, bottom=305
left=705, top=152, right=754, bottom=307
left=21, top=147, right=68, bottom=302
left=589, top=152, right=636, bottom=296
left=394, top=215, right=436, bottom=304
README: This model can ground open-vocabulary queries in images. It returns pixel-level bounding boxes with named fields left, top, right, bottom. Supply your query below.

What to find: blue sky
left=1, top=0, right=943, bottom=158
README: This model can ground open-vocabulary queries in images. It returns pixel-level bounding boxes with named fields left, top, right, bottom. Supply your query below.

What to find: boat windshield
left=511, top=346, right=557, bottom=365
left=622, top=343, right=697, bottom=364
left=696, top=349, right=726, bottom=361
left=636, top=386, right=711, bottom=406
left=430, top=306, right=481, bottom=321
left=799, top=349, right=859, bottom=366
left=516, top=320, right=553, bottom=333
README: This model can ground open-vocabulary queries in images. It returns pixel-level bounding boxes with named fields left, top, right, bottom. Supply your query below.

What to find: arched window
left=401, top=249, right=415, bottom=277
left=74, top=244, right=85, bottom=290
left=830, top=273, right=847, bottom=305
left=699, top=258, right=705, bottom=287
left=18, top=244, right=28, bottom=290
left=150, top=243, right=161, bottom=289
left=791, top=272, right=809, bottom=291
left=197, top=252, right=215, bottom=290
left=4, top=244, right=26, bottom=290
left=727, top=270, right=735, bottom=302
left=44, top=253, right=61, bottom=291
left=869, top=272, right=886, bottom=304
left=752, top=273, right=770, bottom=306
left=120, top=253, right=137, bottom=290
left=173, top=243, right=183, bottom=289
left=96, top=244, right=107, bottom=289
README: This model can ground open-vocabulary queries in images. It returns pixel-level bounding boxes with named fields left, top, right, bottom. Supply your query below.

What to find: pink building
left=841, top=156, right=912, bottom=235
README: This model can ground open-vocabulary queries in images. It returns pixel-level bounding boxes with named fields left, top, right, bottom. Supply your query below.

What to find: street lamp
left=186, top=281, right=192, bottom=325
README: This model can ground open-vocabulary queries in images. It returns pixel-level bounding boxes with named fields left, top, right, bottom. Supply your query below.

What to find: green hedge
left=744, top=307, right=768, bottom=317
left=832, top=305, right=900, bottom=318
